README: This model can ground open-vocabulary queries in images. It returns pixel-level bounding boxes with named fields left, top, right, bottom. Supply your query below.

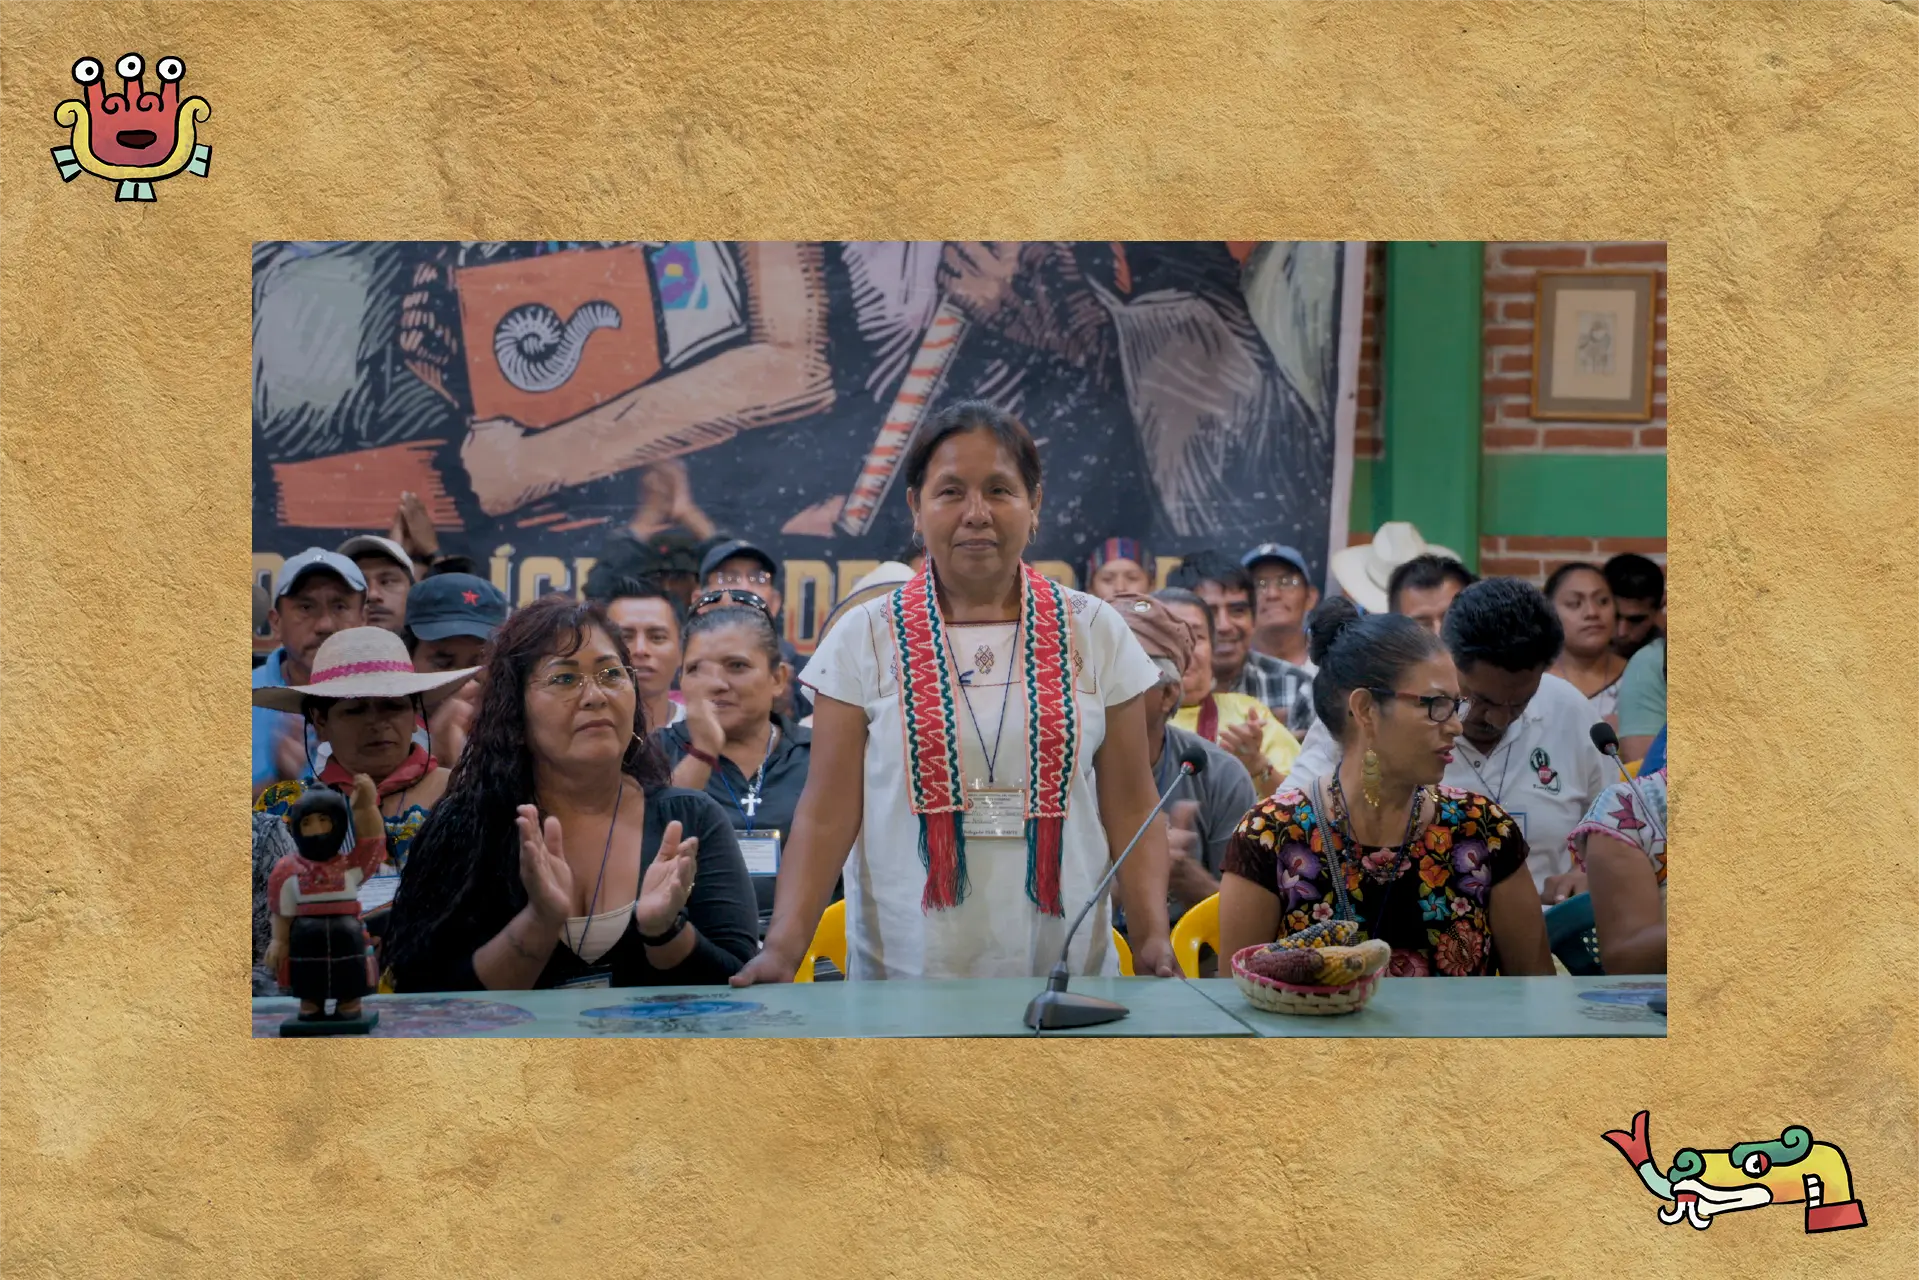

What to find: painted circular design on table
left=581, top=997, right=762, bottom=1020
left=253, top=997, right=536, bottom=1037
left=1577, top=985, right=1667, bottom=1007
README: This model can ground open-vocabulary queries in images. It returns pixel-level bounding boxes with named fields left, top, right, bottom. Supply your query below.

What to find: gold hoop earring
left=1361, top=748, right=1384, bottom=810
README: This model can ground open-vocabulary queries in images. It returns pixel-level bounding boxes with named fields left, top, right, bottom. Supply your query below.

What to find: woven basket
left=1230, top=945, right=1385, bottom=1016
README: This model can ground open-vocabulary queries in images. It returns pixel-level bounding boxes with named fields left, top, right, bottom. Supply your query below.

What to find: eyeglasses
left=1368, top=688, right=1468, bottom=723
left=539, top=665, right=638, bottom=697
left=709, top=569, right=773, bottom=588
left=691, top=589, right=771, bottom=617
left=1253, top=572, right=1306, bottom=594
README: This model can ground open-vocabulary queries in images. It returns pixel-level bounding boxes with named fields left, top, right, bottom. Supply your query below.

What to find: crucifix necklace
left=717, top=724, right=779, bottom=831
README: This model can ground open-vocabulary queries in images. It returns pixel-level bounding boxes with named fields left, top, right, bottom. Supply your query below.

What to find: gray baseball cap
left=273, top=548, right=367, bottom=600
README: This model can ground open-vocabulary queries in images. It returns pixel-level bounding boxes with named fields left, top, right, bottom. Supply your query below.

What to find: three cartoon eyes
left=71, top=55, right=185, bottom=85
left=1741, top=1152, right=1771, bottom=1177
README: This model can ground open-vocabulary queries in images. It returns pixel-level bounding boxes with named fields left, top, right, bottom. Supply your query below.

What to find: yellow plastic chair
left=1625, top=758, right=1643, bottom=779
left=792, top=902, right=1137, bottom=977
left=1169, top=893, right=1221, bottom=978
left=793, top=899, right=848, bottom=982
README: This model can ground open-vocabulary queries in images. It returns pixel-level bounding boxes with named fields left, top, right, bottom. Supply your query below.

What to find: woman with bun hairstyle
left=1217, top=597, right=1552, bottom=977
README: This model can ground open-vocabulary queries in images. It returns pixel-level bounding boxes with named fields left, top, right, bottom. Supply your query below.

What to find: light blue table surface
left=253, top=974, right=1666, bottom=1039
left=1189, top=975, right=1667, bottom=1038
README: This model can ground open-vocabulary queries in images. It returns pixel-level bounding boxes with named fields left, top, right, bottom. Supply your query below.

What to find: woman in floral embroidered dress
left=1219, top=597, right=1552, bottom=977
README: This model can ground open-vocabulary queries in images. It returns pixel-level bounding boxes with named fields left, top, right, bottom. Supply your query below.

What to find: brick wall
left=1348, top=242, right=1668, bottom=575
left=1478, top=535, right=1667, bottom=583
left=1482, top=241, right=1667, bottom=452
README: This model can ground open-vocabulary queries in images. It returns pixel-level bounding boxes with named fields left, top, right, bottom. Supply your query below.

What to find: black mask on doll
left=285, top=788, right=352, bottom=863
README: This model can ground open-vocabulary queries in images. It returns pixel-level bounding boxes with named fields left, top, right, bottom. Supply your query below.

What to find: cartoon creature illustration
left=1603, top=1111, right=1867, bottom=1233
left=52, top=53, right=210, bottom=202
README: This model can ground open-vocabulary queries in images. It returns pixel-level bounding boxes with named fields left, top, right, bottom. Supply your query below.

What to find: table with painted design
left=1187, top=975, right=1667, bottom=1038
left=251, top=975, right=1667, bottom=1039
left=251, top=976, right=1253, bottom=1039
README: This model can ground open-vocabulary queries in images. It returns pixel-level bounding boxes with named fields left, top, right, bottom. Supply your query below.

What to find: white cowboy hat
left=1330, top=521, right=1460, bottom=615
left=252, top=626, right=479, bottom=714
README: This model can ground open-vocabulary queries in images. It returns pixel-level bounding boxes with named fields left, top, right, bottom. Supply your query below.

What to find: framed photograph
left=1530, top=270, right=1658, bottom=421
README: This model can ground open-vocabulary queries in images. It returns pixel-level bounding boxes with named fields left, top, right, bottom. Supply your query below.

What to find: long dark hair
left=382, top=595, right=670, bottom=975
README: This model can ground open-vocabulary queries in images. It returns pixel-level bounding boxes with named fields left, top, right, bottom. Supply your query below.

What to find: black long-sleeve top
left=388, top=787, right=760, bottom=992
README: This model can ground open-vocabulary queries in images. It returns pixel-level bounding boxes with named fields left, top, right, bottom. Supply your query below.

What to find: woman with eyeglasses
left=1218, top=597, right=1553, bottom=977
left=381, top=596, right=758, bottom=992
left=654, top=604, right=823, bottom=938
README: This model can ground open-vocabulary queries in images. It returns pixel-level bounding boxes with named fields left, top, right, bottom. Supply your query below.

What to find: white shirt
left=1280, top=673, right=1612, bottom=892
left=799, top=587, right=1162, bottom=980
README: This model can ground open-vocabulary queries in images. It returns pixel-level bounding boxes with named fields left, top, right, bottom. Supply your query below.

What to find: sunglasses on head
left=691, top=588, right=771, bottom=617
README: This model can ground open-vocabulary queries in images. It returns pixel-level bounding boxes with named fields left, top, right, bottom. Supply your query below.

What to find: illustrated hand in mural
left=463, top=417, right=561, bottom=517
left=937, top=241, right=1027, bottom=328
left=398, top=259, right=461, bottom=405
left=937, top=240, right=1115, bottom=374
left=387, top=491, right=441, bottom=564
left=630, top=459, right=714, bottom=541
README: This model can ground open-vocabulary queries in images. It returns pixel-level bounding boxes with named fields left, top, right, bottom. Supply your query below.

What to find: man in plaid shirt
left=1168, top=551, right=1315, bottom=736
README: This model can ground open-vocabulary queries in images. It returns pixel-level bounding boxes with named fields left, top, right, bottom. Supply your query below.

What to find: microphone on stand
left=1588, top=723, right=1668, bottom=847
left=1023, top=746, right=1208, bottom=1031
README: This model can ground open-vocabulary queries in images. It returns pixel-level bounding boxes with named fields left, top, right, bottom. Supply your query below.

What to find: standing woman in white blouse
left=733, top=402, right=1178, bottom=983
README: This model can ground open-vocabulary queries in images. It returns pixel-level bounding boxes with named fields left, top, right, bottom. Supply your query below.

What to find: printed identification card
left=1507, top=810, right=1528, bottom=841
left=739, top=833, right=782, bottom=875
left=962, top=787, right=1027, bottom=840
left=358, top=872, right=401, bottom=913
left=555, top=972, right=612, bottom=990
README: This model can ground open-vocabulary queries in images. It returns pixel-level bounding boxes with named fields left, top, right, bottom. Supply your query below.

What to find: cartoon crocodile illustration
left=1603, top=1111, right=1866, bottom=1233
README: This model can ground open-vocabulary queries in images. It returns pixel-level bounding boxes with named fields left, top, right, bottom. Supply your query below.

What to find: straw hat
left=252, top=626, right=479, bottom=713
left=1330, top=522, right=1459, bottom=614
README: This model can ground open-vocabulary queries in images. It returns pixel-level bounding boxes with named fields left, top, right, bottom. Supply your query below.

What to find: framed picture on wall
left=1530, top=270, right=1658, bottom=421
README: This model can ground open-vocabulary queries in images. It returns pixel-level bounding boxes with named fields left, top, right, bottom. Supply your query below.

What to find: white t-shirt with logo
left=799, top=587, right=1162, bottom=981
left=1280, top=673, right=1612, bottom=892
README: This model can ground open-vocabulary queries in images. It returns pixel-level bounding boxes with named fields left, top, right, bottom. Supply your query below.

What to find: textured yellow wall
left=2, top=2, right=1915, bottom=1275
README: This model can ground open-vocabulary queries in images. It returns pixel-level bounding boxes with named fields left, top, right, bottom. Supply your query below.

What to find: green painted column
left=1379, top=242, right=1484, bottom=569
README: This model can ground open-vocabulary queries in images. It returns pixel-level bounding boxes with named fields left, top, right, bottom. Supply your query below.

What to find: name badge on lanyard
left=962, top=786, right=1027, bottom=840
left=555, top=972, right=612, bottom=990
left=738, top=831, right=782, bottom=875
left=1506, top=810, right=1528, bottom=841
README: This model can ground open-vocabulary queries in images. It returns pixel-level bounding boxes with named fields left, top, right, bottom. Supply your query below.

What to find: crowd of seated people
left=252, top=467, right=1668, bottom=994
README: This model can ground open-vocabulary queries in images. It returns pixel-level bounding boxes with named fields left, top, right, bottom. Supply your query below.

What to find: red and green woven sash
left=888, top=562, right=1081, bottom=915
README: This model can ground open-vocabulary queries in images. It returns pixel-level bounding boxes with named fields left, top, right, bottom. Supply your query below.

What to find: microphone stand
left=1023, top=760, right=1197, bottom=1031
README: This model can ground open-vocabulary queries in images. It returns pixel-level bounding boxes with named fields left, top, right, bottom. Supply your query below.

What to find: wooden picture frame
left=1530, top=269, right=1658, bottom=421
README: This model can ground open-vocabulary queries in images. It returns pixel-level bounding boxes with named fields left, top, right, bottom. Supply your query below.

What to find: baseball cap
left=1241, top=543, right=1310, bottom=577
left=699, top=537, right=779, bottom=582
left=274, top=548, right=367, bottom=600
left=406, top=573, right=509, bottom=642
left=337, top=534, right=417, bottom=581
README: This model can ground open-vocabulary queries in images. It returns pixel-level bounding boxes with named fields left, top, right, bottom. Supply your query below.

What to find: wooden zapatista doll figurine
left=266, top=775, right=387, bottom=1036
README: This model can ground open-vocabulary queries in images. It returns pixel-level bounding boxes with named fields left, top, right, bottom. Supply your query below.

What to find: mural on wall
left=253, top=240, right=1357, bottom=648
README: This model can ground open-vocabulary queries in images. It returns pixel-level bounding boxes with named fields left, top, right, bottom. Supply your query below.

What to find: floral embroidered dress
left=1567, top=766, right=1668, bottom=900
left=1222, top=785, right=1531, bottom=976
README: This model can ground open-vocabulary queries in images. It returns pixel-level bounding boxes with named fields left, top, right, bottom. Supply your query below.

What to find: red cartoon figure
left=52, top=53, right=210, bottom=202
left=266, top=777, right=385, bottom=1035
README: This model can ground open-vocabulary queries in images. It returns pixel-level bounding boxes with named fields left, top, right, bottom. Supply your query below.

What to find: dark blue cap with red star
left=406, top=573, right=509, bottom=641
